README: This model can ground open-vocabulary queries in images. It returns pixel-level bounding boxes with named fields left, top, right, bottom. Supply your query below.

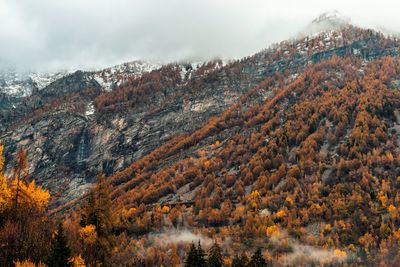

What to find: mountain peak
left=300, top=10, right=351, bottom=36
left=312, top=10, right=351, bottom=27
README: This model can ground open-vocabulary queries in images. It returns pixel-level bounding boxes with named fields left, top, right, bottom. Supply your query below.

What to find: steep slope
left=93, top=29, right=400, bottom=265
left=107, top=58, right=400, bottom=266
left=1, top=14, right=400, bottom=265
left=2, top=23, right=400, bottom=210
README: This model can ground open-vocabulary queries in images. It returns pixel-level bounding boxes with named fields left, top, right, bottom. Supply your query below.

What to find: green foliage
left=185, top=242, right=207, bottom=267
left=46, top=223, right=72, bottom=267
left=207, top=242, right=223, bottom=267
left=248, top=248, right=268, bottom=267
left=232, top=252, right=249, bottom=267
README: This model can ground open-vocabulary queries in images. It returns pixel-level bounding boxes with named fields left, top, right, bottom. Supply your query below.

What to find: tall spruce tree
left=46, top=223, right=72, bottom=267
left=232, top=252, right=249, bottom=267
left=185, top=242, right=207, bottom=267
left=197, top=241, right=207, bottom=267
left=207, top=242, right=223, bottom=267
left=185, top=243, right=199, bottom=267
left=248, top=248, right=267, bottom=267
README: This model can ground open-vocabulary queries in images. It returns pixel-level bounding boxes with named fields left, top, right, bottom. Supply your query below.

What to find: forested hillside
left=1, top=23, right=400, bottom=266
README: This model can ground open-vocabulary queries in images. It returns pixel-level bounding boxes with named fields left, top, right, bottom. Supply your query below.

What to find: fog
left=1, top=0, right=400, bottom=71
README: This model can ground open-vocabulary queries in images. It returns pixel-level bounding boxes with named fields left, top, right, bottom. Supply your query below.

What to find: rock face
left=1, top=25, right=400, bottom=207
left=0, top=69, right=69, bottom=97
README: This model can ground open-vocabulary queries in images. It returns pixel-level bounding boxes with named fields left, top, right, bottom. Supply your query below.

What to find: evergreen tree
left=248, top=248, right=267, bottom=267
left=185, top=242, right=207, bottom=267
left=197, top=241, right=207, bottom=267
left=232, top=254, right=242, bottom=267
left=207, top=242, right=223, bottom=267
left=185, top=243, right=199, bottom=267
left=47, top=222, right=72, bottom=267
left=232, top=252, right=249, bottom=267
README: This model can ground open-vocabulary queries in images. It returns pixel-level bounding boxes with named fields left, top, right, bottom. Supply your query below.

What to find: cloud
left=1, top=0, right=400, bottom=71
left=150, top=229, right=213, bottom=248
left=269, top=229, right=348, bottom=265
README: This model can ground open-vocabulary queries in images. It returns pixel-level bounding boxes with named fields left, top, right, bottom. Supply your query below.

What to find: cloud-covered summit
left=1, top=0, right=399, bottom=72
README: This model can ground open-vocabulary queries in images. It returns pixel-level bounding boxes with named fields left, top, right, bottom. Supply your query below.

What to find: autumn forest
left=1, top=21, right=400, bottom=267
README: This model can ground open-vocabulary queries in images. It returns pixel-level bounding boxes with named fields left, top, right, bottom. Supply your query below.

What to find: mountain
left=2, top=15, right=400, bottom=207
left=311, top=10, right=350, bottom=28
left=301, top=10, right=351, bottom=37
left=0, top=61, right=161, bottom=98
left=101, top=23, right=400, bottom=265
left=0, top=69, right=69, bottom=97
left=1, top=12, right=400, bottom=265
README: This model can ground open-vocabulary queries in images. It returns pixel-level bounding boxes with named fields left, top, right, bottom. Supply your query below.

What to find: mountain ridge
left=1, top=12, right=400, bottom=266
left=1, top=16, right=399, bottom=207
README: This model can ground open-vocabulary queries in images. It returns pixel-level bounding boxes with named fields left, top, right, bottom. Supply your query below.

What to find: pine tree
left=232, top=252, right=249, bottom=267
left=207, top=242, right=223, bottom=267
left=248, top=248, right=267, bottom=267
left=197, top=241, right=206, bottom=267
left=185, top=242, right=207, bottom=267
left=185, top=243, right=199, bottom=267
left=47, top=222, right=72, bottom=267
left=232, top=254, right=242, bottom=267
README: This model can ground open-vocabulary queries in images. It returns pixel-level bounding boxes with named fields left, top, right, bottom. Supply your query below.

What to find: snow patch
left=85, top=102, right=95, bottom=116
left=94, top=60, right=161, bottom=91
left=0, top=69, right=69, bottom=97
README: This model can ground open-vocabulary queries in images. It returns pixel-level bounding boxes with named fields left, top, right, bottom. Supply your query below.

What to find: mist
left=1, top=0, right=400, bottom=72
left=150, top=229, right=214, bottom=248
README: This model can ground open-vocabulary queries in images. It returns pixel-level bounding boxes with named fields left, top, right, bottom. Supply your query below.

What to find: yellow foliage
left=285, top=196, right=294, bottom=206
left=69, top=255, right=85, bottom=267
left=388, top=204, right=397, bottom=218
left=265, top=224, right=279, bottom=237
left=11, top=179, right=50, bottom=210
left=0, top=145, right=50, bottom=212
left=14, top=260, right=46, bottom=267
left=127, top=207, right=137, bottom=217
left=120, top=207, right=138, bottom=218
left=235, top=205, right=245, bottom=215
left=378, top=192, right=388, bottom=208
left=203, top=160, right=211, bottom=170
left=0, top=144, right=9, bottom=212
left=250, top=190, right=261, bottom=199
left=0, top=174, right=11, bottom=212
left=79, top=225, right=97, bottom=245
left=347, top=244, right=356, bottom=252
left=394, top=229, right=400, bottom=240
left=276, top=210, right=287, bottom=219
left=0, top=145, right=51, bottom=219
left=161, top=205, right=170, bottom=213
left=324, top=223, right=331, bottom=233
left=26, top=180, right=50, bottom=209
left=386, top=152, right=394, bottom=162
left=333, top=249, right=347, bottom=261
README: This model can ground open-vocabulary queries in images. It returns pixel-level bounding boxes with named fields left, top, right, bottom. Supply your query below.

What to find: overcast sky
left=1, top=0, right=400, bottom=72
